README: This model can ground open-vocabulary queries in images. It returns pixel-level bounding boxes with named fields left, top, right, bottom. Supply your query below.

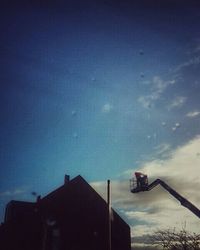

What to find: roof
left=41, top=175, right=106, bottom=203
left=39, top=175, right=129, bottom=228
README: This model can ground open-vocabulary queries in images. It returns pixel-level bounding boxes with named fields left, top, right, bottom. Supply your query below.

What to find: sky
left=1, top=0, right=200, bottom=248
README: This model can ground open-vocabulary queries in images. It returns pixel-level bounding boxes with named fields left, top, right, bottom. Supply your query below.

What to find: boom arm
left=148, top=179, right=200, bottom=219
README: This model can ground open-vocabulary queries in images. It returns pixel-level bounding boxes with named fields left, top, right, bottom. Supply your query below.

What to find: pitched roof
left=41, top=175, right=104, bottom=202
left=40, top=175, right=129, bottom=228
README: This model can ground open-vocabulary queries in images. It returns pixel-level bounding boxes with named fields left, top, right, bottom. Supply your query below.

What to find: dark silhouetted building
left=0, top=175, right=131, bottom=250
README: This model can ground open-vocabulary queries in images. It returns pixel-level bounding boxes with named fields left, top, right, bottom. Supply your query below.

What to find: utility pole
left=107, top=180, right=112, bottom=250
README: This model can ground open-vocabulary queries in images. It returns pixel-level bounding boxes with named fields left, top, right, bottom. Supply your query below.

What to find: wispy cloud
left=138, top=96, right=152, bottom=109
left=102, top=103, right=113, bottom=113
left=0, top=188, right=26, bottom=197
left=168, top=96, right=187, bottom=109
left=186, top=110, right=200, bottom=118
left=175, top=56, right=200, bottom=72
left=138, top=76, right=175, bottom=108
left=153, top=143, right=171, bottom=156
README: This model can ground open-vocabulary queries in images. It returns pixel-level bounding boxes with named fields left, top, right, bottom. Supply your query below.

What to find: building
left=0, top=175, right=131, bottom=250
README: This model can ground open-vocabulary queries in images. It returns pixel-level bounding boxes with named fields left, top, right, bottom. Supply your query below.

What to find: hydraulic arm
left=130, top=173, right=200, bottom=219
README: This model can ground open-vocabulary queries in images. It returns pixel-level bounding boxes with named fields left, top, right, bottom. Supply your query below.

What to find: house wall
left=40, top=176, right=131, bottom=250
left=0, top=176, right=131, bottom=250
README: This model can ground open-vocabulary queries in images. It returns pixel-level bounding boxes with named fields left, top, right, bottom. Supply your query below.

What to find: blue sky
left=1, top=0, right=200, bottom=246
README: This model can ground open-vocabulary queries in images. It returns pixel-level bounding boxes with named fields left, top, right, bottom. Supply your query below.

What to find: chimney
left=37, top=195, right=41, bottom=203
left=64, top=175, right=70, bottom=184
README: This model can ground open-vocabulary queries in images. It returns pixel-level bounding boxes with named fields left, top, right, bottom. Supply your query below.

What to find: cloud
left=168, top=96, right=187, bottom=109
left=175, top=56, right=200, bottom=72
left=138, top=96, right=152, bottom=109
left=153, top=143, right=171, bottom=157
left=186, top=111, right=200, bottom=118
left=171, top=122, right=181, bottom=132
left=91, top=136, right=200, bottom=248
left=152, top=76, right=175, bottom=94
left=138, top=76, right=175, bottom=108
left=102, top=103, right=113, bottom=113
left=0, top=188, right=26, bottom=197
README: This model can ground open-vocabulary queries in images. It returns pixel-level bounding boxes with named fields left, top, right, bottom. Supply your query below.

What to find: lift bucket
left=130, top=173, right=149, bottom=193
left=130, top=178, right=140, bottom=193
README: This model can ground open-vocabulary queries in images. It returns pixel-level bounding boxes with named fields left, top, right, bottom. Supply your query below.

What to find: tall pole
left=107, top=180, right=112, bottom=250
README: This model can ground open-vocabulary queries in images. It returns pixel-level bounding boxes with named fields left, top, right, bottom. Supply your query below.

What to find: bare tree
left=150, top=227, right=200, bottom=250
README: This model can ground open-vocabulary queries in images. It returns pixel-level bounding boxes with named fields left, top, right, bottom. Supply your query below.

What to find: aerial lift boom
left=130, top=172, right=200, bottom=219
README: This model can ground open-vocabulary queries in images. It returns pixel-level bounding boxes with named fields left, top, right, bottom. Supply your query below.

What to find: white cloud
left=152, top=76, right=175, bottom=94
left=138, top=96, right=152, bottom=109
left=131, top=135, right=200, bottom=231
left=138, top=76, right=176, bottom=109
left=175, top=56, right=200, bottom=72
left=102, top=103, right=113, bottom=113
left=161, top=121, right=166, bottom=126
left=171, top=122, right=181, bottom=132
left=186, top=111, right=200, bottom=118
left=175, top=122, right=181, bottom=127
left=91, top=136, right=200, bottom=247
left=168, top=96, right=187, bottom=109
left=172, top=126, right=177, bottom=132
left=154, top=143, right=171, bottom=156
left=0, top=188, right=26, bottom=197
